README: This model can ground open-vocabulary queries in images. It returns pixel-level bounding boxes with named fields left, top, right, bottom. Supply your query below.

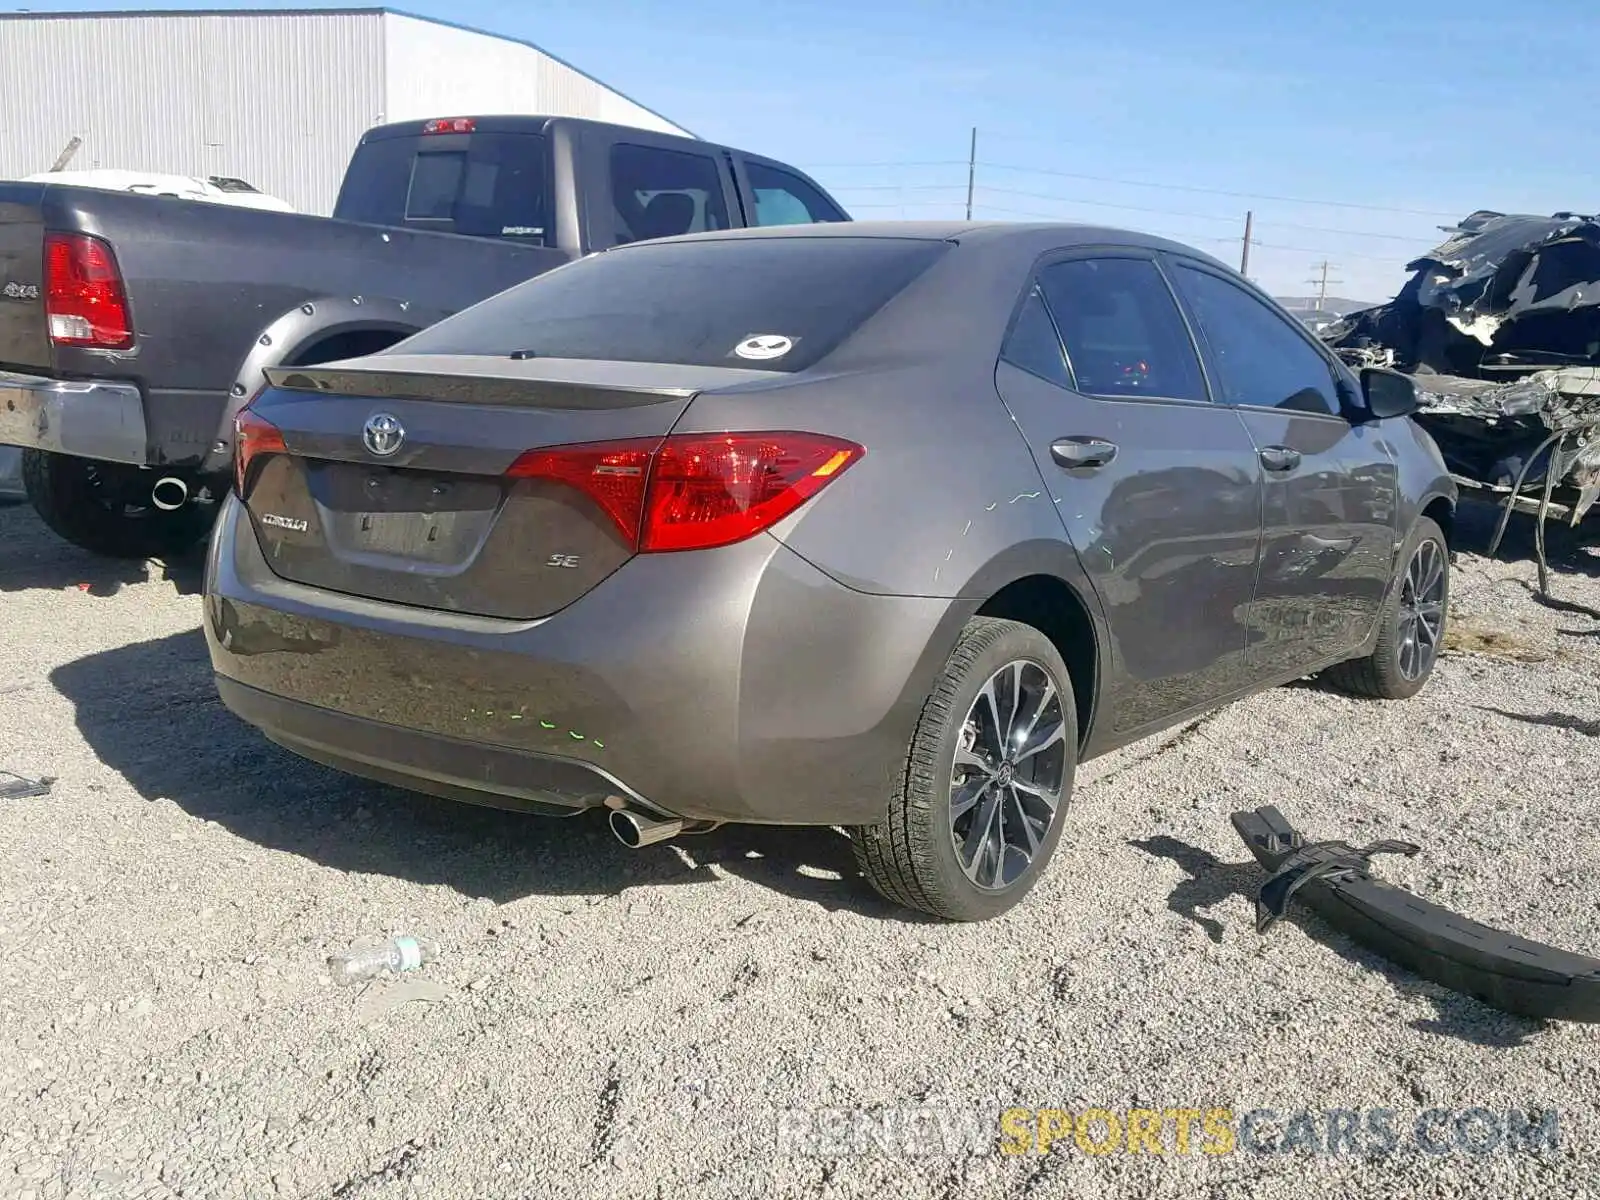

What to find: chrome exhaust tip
left=151, top=476, right=189, bottom=511
left=608, top=807, right=684, bottom=849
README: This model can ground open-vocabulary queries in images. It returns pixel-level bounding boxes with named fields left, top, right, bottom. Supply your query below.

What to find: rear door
left=1163, top=257, right=1398, bottom=677
left=993, top=250, right=1265, bottom=738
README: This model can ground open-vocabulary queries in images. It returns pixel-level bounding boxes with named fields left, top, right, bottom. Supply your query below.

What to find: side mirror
left=1360, top=367, right=1420, bottom=420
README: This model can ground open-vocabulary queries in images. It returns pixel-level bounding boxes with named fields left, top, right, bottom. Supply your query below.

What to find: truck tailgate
left=0, top=191, right=49, bottom=372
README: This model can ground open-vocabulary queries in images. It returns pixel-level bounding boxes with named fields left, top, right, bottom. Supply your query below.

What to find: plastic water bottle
left=326, top=935, right=439, bottom=986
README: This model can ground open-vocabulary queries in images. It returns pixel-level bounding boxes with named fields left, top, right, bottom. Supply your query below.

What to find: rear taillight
left=507, top=431, right=863, bottom=553
left=45, top=232, right=134, bottom=349
left=422, top=117, right=476, bottom=134
left=234, top=403, right=286, bottom=497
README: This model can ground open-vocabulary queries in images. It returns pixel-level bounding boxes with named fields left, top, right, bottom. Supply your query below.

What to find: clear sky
left=16, top=0, right=1597, bottom=302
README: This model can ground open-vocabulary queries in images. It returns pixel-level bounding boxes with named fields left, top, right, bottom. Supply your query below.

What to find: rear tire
left=1322, top=515, right=1449, bottom=700
left=22, top=450, right=215, bottom=560
left=851, top=616, right=1078, bottom=922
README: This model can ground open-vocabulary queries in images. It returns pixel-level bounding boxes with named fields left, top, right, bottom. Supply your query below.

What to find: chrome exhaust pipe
left=608, top=807, right=684, bottom=849
left=150, top=476, right=189, bottom=511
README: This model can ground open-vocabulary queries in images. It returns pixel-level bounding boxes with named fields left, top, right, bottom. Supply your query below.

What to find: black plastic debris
left=1232, top=805, right=1600, bottom=1023
left=0, top=770, right=55, bottom=799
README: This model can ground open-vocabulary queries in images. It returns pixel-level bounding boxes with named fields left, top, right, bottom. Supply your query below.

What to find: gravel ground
left=1, top=496, right=1597, bottom=1199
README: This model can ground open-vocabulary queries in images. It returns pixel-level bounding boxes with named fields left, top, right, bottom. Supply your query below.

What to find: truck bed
left=0, top=181, right=566, bottom=467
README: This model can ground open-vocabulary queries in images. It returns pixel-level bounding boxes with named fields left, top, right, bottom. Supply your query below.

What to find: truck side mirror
left=1360, top=367, right=1420, bottom=420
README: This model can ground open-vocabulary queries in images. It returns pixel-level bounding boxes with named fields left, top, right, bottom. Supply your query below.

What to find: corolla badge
left=362, top=412, right=405, bottom=457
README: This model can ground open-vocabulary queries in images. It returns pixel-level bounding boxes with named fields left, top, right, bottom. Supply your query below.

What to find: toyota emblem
left=362, top=412, right=405, bottom=457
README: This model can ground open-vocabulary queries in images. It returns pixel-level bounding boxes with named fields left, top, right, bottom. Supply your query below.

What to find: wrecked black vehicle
left=1322, top=210, right=1600, bottom=546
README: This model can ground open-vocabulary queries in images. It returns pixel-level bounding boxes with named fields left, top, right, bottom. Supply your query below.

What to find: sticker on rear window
left=732, top=333, right=794, bottom=361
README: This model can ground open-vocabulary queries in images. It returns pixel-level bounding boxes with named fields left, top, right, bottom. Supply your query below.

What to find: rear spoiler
left=262, top=362, right=697, bottom=411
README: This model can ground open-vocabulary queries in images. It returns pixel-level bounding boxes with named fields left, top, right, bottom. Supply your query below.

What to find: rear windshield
left=394, top=236, right=950, bottom=372
left=333, top=132, right=549, bottom=242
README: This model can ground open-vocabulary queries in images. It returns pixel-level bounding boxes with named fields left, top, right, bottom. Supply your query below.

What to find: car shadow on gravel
left=0, top=500, right=206, bottom=597
left=49, top=629, right=926, bottom=921
left=1131, top=835, right=1549, bottom=1049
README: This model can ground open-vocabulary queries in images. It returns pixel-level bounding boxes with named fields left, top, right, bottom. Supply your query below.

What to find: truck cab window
left=610, top=143, right=729, bottom=244
left=334, top=131, right=548, bottom=242
left=745, top=160, right=848, bottom=226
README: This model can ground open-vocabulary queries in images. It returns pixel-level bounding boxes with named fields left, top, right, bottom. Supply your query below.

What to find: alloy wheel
left=1397, top=538, right=1446, bottom=681
left=949, top=659, right=1069, bottom=891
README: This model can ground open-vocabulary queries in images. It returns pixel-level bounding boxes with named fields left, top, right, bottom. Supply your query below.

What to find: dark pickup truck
left=0, top=115, right=850, bottom=557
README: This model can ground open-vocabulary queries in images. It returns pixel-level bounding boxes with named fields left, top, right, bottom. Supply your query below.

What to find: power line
left=976, top=161, right=1460, bottom=218
left=805, top=157, right=1463, bottom=218
left=964, top=200, right=1404, bottom=262
left=802, top=160, right=970, bottom=169
left=823, top=182, right=1443, bottom=243
left=970, top=201, right=1238, bottom=246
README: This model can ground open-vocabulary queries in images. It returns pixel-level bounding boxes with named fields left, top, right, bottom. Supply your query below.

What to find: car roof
left=612, top=218, right=1236, bottom=273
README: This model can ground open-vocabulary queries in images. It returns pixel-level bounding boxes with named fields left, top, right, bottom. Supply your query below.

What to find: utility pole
left=965, top=127, right=977, bottom=221
left=1239, top=210, right=1253, bottom=276
left=1307, top=260, right=1343, bottom=310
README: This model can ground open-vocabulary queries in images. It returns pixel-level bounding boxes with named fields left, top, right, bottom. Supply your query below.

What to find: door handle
left=1050, top=437, right=1119, bottom=469
left=1259, top=445, right=1302, bottom=473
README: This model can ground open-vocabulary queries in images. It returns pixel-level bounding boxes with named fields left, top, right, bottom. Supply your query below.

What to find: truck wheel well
left=976, top=575, right=1097, bottom=750
left=1422, top=496, right=1454, bottom=548
left=288, top=327, right=413, bottom=367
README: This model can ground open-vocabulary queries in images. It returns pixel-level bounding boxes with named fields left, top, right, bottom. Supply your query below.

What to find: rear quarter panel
left=673, top=359, right=1074, bottom=599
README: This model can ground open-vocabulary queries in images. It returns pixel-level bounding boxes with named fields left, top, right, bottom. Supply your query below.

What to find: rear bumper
left=215, top=674, right=643, bottom=817
left=0, top=370, right=148, bottom=465
left=203, top=492, right=967, bottom=826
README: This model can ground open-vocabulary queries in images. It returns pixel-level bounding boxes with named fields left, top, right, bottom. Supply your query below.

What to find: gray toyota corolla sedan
left=204, top=220, right=1456, bottom=921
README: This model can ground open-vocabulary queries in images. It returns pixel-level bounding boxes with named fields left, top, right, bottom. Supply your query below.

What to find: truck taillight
left=45, top=232, right=134, bottom=350
left=234, top=403, right=286, bottom=498
left=506, top=432, right=864, bottom=553
left=422, top=117, right=476, bottom=135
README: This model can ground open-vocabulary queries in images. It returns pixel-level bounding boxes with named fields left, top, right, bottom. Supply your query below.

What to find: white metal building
left=0, top=7, right=693, bottom=214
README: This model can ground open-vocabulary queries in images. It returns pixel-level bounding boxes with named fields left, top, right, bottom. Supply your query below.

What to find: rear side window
left=610, top=143, right=730, bottom=244
left=1169, top=263, right=1342, bottom=416
left=396, top=236, right=950, bottom=372
left=1036, top=258, right=1207, bottom=402
left=333, top=132, right=549, bottom=242
left=1001, top=286, right=1072, bottom=387
left=745, top=160, right=849, bottom=227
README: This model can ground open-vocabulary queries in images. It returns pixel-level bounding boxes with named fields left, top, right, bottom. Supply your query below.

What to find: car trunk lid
left=239, top=355, right=779, bottom=620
